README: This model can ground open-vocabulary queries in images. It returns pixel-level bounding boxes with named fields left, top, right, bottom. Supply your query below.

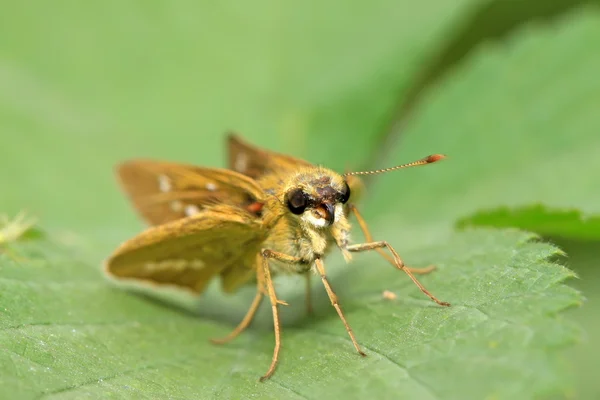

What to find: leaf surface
left=0, top=230, right=580, bottom=399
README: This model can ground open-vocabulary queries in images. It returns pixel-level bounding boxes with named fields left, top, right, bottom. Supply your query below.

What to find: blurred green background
left=1, top=1, right=599, bottom=399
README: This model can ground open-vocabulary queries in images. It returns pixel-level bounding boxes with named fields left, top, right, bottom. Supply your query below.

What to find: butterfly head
left=283, top=169, right=350, bottom=229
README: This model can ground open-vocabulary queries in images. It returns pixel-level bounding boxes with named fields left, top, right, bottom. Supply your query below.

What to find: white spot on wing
left=185, top=204, right=200, bottom=216
left=144, top=259, right=205, bottom=272
left=235, top=152, right=248, bottom=173
left=158, top=175, right=171, bottom=192
left=205, top=182, right=217, bottom=191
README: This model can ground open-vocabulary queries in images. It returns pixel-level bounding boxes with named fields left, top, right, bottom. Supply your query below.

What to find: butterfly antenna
left=344, top=154, right=446, bottom=176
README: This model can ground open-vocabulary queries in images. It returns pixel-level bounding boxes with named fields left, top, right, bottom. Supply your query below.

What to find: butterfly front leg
left=259, top=250, right=366, bottom=381
left=349, top=204, right=436, bottom=275
left=259, top=248, right=304, bottom=382
left=313, top=257, right=367, bottom=358
left=345, top=237, right=451, bottom=307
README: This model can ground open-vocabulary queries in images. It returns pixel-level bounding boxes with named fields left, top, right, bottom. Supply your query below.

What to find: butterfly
left=104, top=134, right=450, bottom=381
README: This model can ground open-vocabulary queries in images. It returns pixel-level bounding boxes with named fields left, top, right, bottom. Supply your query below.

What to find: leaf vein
left=311, top=329, right=440, bottom=400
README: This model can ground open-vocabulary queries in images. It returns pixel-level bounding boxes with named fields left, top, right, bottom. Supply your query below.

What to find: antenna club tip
left=426, top=154, right=446, bottom=163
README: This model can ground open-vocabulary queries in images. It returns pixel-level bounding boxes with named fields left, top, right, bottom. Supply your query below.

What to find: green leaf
left=369, top=7, right=600, bottom=244
left=0, top=229, right=580, bottom=399
left=0, top=0, right=479, bottom=234
left=457, top=205, right=600, bottom=241
left=0, top=1, right=593, bottom=399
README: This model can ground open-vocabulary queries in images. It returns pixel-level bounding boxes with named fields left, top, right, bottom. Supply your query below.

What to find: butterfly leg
left=210, top=289, right=264, bottom=345
left=211, top=256, right=269, bottom=345
left=314, top=257, right=366, bottom=357
left=346, top=240, right=450, bottom=307
left=259, top=249, right=302, bottom=382
left=348, top=204, right=436, bottom=274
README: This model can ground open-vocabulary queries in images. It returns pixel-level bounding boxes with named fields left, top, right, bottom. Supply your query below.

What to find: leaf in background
left=552, top=238, right=600, bottom=400
left=368, top=8, right=600, bottom=245
left=457, top=205, right=600, bottom=241
left=0, top=0, right=479, bottom=234
left=0, top=229, right=581, bottom=399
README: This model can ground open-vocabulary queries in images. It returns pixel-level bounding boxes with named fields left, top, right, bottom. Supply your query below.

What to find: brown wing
left=228, top=133, right=365, bottom=204
left=104, top=205, right=267, bottom=294
left=117, top=160, right=265, bottom=226
left=227, top=133, right=313, bottom=181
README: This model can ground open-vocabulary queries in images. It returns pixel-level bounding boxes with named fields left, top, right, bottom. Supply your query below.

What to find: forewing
left=228, top=133, right=313, bottom=180
left=104, top=205, right=267, bottom=294
left=117, top=160, right=265, bottom=225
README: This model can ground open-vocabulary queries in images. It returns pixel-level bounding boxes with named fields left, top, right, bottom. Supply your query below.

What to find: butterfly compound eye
left=286, top=188, right=308, bottom=214
left=339, top=182, right=351, bottom=204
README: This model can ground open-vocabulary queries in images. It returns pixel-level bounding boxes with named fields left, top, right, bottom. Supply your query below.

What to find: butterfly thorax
left=258, top=166, right=353, bottom=274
